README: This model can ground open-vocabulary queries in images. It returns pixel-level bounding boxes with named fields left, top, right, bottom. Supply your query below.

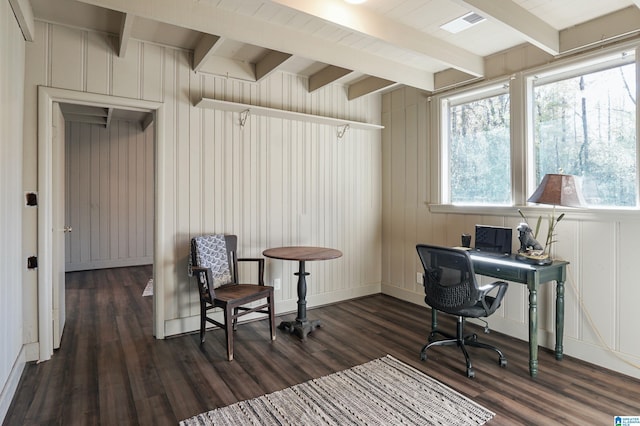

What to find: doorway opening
left=37, top=87, right=166, bottom=362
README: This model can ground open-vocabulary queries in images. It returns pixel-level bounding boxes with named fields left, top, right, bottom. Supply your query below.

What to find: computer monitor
left=474, top=225, right=512, bottom=255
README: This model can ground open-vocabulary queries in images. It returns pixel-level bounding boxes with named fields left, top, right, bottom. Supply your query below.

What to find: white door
left=52, top=102, right=66, bottom=349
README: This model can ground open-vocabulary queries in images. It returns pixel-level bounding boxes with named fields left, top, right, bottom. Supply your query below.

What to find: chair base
left=420, top=316, right=507, bottom=378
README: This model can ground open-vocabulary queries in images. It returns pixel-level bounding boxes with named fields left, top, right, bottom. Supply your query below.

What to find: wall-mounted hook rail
left=337, top=124, right=350, bottom=139
left=196, top=98, right=384, bottom=132
left=239, top=109, right=250, bottom=127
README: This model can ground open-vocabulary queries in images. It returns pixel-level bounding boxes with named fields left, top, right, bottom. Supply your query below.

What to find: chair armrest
left=237, top=257, right=265, bottom=286
left=189, top=266, right=216, bottom=299
left=478, top=281, right=509, bottom=315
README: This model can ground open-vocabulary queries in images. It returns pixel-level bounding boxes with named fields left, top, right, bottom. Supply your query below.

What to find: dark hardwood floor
left=4, top=266, right=640, bottom=425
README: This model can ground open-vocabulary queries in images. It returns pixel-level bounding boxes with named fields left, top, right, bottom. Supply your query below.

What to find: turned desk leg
left=529, top=287, right=539, bottom=377
left=555, top=280, right=565, bottom=360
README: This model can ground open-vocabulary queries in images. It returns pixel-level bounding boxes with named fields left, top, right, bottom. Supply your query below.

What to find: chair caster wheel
left=499, top=357, right=507, bottom=368
left=420, top=352, right=427, bottom=361
left=467, top=368, right=475, bottom=378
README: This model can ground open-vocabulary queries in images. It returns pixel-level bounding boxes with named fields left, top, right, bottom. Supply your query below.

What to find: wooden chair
left=190, top=234, right=275, bottom=361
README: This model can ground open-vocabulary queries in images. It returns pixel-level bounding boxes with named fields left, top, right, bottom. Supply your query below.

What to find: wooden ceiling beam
left=76, top=0, right=436, bottom=91
left=256, top=51, right=292, bottom=82
left=458, top=0, right=559, bottom=55
left=560, top=6, right=640, bottom=53
left=118, top=12, right=134, bottom=58
left=348, top=77, right=396, bottom=100
left=193, top=34, right=222, bottom=72
left=309, top=66, right=352, bottom=93
left=271, top=0, right=484, bottom=77
left=105, top=108, right=113, bottom=128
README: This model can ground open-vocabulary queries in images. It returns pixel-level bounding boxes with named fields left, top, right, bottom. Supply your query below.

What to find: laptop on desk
left=471, top=225, right=512, bottom=257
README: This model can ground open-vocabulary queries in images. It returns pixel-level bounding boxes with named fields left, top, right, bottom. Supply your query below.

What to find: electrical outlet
left=416, top=272, right=423, bottom=285
left=273, top=278, right=281, bottom=290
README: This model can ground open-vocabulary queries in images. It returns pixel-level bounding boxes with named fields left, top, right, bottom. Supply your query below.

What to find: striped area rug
left=179, top=355, right=494, bottom=425
left=142, top=278, right=153, bottom=297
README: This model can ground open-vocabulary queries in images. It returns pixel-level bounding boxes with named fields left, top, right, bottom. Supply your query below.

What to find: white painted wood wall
left=381, top=86, right=640, bottom=379
left=21, top=21, right=382, bottom=346
left=0, top=1, right=26, bottom=420
left=65, top=120, right=154, bottom=271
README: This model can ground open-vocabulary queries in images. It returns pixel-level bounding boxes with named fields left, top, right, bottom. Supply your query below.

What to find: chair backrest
left=416, top=244, right=480, bottom=315
left=191, top=234, right=239, bottom=289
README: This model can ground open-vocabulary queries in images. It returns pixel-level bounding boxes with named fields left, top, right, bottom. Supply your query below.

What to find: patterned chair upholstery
left=190, top=234, right=275, bottom=361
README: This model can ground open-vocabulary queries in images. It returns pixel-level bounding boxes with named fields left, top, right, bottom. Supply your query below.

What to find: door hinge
left=27, top=256, right=38, bottom=269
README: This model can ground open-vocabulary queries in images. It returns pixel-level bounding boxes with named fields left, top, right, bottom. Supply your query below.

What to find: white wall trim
left=386, top=285, right=640, bottom=379
left=165, top=283, right=382, bottom=337
left=0, top=346, right=26, bottom=422
left=8, top=0, right=35, bottom=42
left=65, top=258, right=153, bottom=272
left=37, top=86, right=165, bottom=361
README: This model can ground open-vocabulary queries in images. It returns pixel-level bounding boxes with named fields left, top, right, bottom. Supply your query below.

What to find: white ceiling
left=28, top=0, right=640, bottom=103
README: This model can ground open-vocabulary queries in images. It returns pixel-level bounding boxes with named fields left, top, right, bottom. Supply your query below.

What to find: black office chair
left=190, top=234, right=275, bottom=361
left=416, top=244, right=509, bottom=378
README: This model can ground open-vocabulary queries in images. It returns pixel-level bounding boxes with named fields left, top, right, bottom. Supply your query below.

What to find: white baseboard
left=0, top=346, right=26, bottom=424
left=383, top=285, right=640, bottom=379
left=163, top=283, right=382, bottom=337
left=23, top=342, right=39, bottom=362
left=381, top=283, right=424, bottom=306
left=65, top=257, right=153, bottom=272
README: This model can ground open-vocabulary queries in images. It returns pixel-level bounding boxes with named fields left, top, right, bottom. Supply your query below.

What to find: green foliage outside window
left=533, top=62, right=637, bottom=207
left=449, top=93, right=511, bottom=204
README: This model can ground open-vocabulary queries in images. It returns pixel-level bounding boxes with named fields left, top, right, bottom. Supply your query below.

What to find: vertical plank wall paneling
left=65, top=120, right=154, bottom=271
left=381, top=86, right=640, bottom=379
left=22, top=21, right=382, bottom=343
left=0, top=1, right=26, bottom=420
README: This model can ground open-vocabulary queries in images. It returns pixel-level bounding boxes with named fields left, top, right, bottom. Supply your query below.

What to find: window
left=443, top=84, right=511, bottom=205
left=438, top=46, right=639, bottom=211
left=531, top=52, right=637, bottom=207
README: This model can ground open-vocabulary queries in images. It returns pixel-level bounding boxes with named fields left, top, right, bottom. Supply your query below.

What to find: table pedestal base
left=279, top=318, right=321, bottom=340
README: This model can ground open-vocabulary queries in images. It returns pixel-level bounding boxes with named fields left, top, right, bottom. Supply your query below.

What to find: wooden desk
left=468, top=253, right=568, bottom=377
left=263, top=246, right=342, bottom=340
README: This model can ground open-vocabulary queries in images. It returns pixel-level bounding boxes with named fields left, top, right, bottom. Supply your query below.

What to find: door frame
left=37, top=86, right=166, bottom=361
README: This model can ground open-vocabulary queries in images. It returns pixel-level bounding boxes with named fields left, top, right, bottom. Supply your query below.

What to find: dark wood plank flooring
left=4, top=266, right=640, bottom=425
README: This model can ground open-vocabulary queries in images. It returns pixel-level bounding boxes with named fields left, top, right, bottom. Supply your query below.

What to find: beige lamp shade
left=528, top=174, right=586, bottom=207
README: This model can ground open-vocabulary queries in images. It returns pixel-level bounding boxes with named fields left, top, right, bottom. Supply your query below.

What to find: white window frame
left=439, top=81, right=511, bottom=205
left=524, top=46, right=639, bottom=209
left=431, top=41, right=640, bottom=218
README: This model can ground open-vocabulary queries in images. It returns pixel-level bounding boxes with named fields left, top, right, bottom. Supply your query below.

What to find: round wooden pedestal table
left=263, top=246, right=342, bottom=339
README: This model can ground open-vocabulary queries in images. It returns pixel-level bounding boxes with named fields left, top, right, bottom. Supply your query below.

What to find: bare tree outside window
left=448, top=92, right=511, bottom=204
left=533, top=62, right=637, bottom=207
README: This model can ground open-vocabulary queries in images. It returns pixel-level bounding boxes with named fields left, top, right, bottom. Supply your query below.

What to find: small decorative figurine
left=516, top=210, right=557, bottom=265
left=517, top=222, right=543, bottom=254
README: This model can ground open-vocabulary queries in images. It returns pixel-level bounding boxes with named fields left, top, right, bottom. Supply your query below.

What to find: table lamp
left=527, top=173, right=586, bottom=208
left=517, top=173, right=585, bottom=264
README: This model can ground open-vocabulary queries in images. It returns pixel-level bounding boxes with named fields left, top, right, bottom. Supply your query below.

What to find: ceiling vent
left=440, top=12, right=486, bottom=34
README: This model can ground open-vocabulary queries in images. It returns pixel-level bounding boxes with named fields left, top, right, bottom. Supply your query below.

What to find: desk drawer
left=474, top=264, right=526, bottom=282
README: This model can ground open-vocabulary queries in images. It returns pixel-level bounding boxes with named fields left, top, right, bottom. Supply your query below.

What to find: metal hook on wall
left=239, top=109, right=250, bottom=128
left=337, top=124, right=350, bottom=139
